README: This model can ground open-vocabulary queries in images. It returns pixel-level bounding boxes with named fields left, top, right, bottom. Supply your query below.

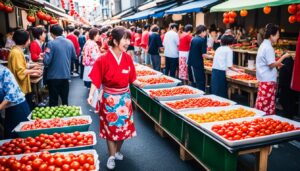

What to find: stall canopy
left=122, top=2, right=176, bottom=21
left=210, top=0, right=300, bottom=12
left=112, top=8, right=134, bottom=20
left=165, top=0, right=219, bottom=14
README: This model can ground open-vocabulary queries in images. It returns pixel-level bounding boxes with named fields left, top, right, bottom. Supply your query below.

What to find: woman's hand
left=133, top=80, right=146, bottom=88
left=87, top=95, right=93, bottom=106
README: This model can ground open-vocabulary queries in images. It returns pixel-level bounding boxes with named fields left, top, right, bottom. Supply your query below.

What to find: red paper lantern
left=240, top=9, right=248, bottom=17
left=289, top=15, right=296, bottom=23
left=288, top=4, right=297, bottom=14
left=263, top=6, right=271, bottom=14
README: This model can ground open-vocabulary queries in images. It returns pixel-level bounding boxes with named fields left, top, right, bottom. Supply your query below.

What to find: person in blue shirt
left=78, top=29, right=88, bottom=79
left=148, top=25, right=163, bottom=71
left=44, top=24, right=76, bottom=106
left=187, top=25, right=209, bottom=91
left=0, top=64, right=30, bottom=138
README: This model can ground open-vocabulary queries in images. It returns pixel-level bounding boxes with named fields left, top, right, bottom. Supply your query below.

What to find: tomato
left=54, top=157, right=64, bottom=166
left=38, top=163, right=48, bottom=171
left=12, top=161, right=22, bottom=170
left=24, top=165, right=33, bottom=171
left=86, top=157, right=94, bottom=165
left=48, top=157, right=55, bottom=165
left=27, top=15, right=36, bottom=23
left=62, top=164, right=70, bottom=171
left=47, top=165, right=56, bottom=171
left=70, top=161, right=80, bottom=169
left=89, top=165, right=96, bottom=170
left=83, top=163, right=90, bottom=170
left=37, top=11, right=46, bottom=20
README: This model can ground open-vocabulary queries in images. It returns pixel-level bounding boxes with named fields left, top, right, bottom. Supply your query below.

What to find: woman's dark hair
left=144, top=24, right=150, bottom=30
left=195, top=25, right=207, bottom=35
left=74, top=30, right=80, bottom=37
left=13, top=29, right=29, bottom=45
left=151, top=25, right=159, bottom=32
left=130, top=26, right=136, bottom=32
left=67, top=25, right=75, bottom=32
left=50, top=24, right=63, bottom=36
left=221, top=35, right=234, bottom=45
left=108, top=26, right=131, bottom=47
left=32, top=27, right=45, bottom=40
left=264, top=23, right=279, bottom=39
left=100, top=27, right=109, bottom=34
left=170, top=23, right=179, bottom=30
left=89, top=28, right=99, bottom=40
left=184, top=24, right=193, bottom=32
left=136, top=28, right=142, bottom=34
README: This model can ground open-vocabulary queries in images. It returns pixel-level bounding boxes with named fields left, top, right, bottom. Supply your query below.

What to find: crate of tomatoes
left=160, top=95, right=236, bottom=112
left=136, top=75, right=181, bottom=89
left=13, top=116, right=92, bottom=138
left=144, top=85, right=204, bottom=101
left=0, top=149, right=99, bottom=170
left=0, top=131, right=96, bottom=156
left=200, top=115, right=300, bottom=147
left=178, top=105, right=265, bottom=127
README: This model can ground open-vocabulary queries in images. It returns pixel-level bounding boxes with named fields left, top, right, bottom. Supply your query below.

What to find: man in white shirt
left=163, top=23, right=179, bottom=77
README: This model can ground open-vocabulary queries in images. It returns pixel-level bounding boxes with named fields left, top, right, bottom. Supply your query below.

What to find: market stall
left=131, top=64, right=300, bottom=171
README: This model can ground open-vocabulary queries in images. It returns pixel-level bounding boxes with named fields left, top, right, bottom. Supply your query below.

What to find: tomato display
left=136, top=70, right=158, bottom=77
left=0, top=151, right=96, bottom=170
left=231, top=74, right=257, bottom=81
left=137, top=76, right=174, bottom=85
left=0, top=132, right=93, bottom=155
left=165, top=97, right=231, bottom=110
left=149, top=87, right=196, bottom=97
left=21, top=118, right=89, bottom=131
left=212, top=118, right=300, bottom=141
left=186, top=108, right=255, bottom=124
left=31, top=106, right=81, bottom=119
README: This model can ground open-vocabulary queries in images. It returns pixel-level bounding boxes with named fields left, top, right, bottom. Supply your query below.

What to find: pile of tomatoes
left=0, top=151, right=96, bottom=171
left=186, top=108, right=255, bottom=124
left=149, top=87, right=196, bottom=97
left=21, top=118, right=89, bottom=131
left=166, top=97, right=231, bottom=110
left=137, top=76, right=174, bottom=85
left=231, top=74, right=257, bottom=81
left=212, top=118, right=300, bottom=141
left=0, top=132, right=93, bottom=156
left=136, top=70, right=158, bottom=77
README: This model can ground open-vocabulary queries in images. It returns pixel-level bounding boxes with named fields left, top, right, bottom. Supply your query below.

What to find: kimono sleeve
left=89, top=57, right=104, bottom=89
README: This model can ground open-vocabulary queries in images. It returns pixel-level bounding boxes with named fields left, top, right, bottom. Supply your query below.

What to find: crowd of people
left=0, top=21, right=298, bottom=170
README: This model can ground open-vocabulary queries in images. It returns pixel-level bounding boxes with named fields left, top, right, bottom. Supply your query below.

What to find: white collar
left=109, top=48, right=122, bottom=65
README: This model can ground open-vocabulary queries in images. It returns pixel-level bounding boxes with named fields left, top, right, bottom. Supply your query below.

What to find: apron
left=178, top=51, right=189, bottom=80
left=255, top=82, right=277, bottom=115
left=211, top=69, right=227, bottom=98
left=98, top=86, right=136, bottom=141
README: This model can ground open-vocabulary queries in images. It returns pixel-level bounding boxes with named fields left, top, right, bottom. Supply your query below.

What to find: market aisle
left=68, top=77, right=300, bottom=171
left=68, top=77, right=202, bottom=171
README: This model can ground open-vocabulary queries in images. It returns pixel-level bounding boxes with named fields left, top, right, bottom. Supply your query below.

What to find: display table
left=130, top=85, right=300, bottom=171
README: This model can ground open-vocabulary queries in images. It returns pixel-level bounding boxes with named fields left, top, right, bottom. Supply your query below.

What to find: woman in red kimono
left=87, top=26, right=143, bottom=169
left=30, top=26, right=46, bottom=62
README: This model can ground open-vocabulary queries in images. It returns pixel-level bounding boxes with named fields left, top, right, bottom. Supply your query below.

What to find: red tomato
left=62, top=164, right=70, bottom=171
left=70, top=161, right=80, bottom=169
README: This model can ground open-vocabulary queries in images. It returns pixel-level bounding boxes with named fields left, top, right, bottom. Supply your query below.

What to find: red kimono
left=178, top=33, right=192, bottom=80
left=89, top=49, right=137, bottom=141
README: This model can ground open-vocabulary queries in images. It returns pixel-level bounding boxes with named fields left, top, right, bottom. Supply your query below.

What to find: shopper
left=255, top=23, right=290, bottom=115
left=87, top=26, right=143, bottom=170
left=82, top=28, right=101, bottom=88
left=207, top=28, right=217, bottom=50
left=187, top=25, right=209, bottom=91
left=163, top=23, right=179, bottom=77
left=128, top=26, right=136, bottom=60
left=278, top=55, right=298, bottom=119
left=66, top=25, right=80, bottom=76
left=140, top=24, right=150, bottom=65
left=211, top=35, right=240, bottom=98
left=148, top=25, right=163, bottom=71
left=8, top=29, right=42, bottom=110
left=4, top=28, right=16, bottom=49
left=160, top=28, right=166, bottom=42
left=178, top=24, right=193, bottom=83
left=44, top=24, right=76, bottom=106
left=0, top=64, right=30, bottom=138
left=79, top=30, right=87, bottom=79
left=134, top=28, right=142, bottom=63
left=30, top=26, right=46, bottom=62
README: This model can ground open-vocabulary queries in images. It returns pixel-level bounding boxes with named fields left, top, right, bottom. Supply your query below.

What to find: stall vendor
left=255, top=24, right=290, bottom=115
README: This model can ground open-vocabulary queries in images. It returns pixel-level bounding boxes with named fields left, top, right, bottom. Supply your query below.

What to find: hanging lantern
left=289, top=15, right=296, bottom=23
left=263, top=6, right=271, bottom=14
left=240, top=9, right=248, bottom=17
left=288, top=4, right=297, bottom=14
